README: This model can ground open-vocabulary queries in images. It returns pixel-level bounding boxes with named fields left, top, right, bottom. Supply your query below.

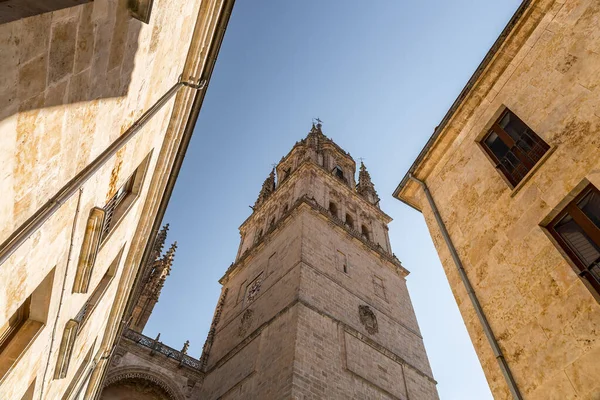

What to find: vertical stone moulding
left=73, top=207, right=105, bottom=293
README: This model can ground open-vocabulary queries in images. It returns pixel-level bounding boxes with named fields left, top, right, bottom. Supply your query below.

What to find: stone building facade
left=0, top=0, right=234, bottom=398
left=199, top=124, right=439, bottom=399
left=100, top=124, right=440, bottom=399
left=393, top=0, right=600, bottom=399
left=100, top=226, right=204, bottom=400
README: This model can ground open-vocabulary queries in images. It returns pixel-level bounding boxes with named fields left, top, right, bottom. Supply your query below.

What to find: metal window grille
left=100, top=173, right=136, bottom=242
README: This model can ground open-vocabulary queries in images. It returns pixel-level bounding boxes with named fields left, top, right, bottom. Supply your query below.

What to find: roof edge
left=392, top=0, right=533, bottom=201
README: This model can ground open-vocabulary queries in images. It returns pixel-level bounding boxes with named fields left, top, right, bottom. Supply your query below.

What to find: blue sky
left=146, top=1, right=522, bottom=399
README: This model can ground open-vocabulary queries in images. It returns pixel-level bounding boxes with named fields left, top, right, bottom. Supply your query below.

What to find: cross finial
left=312, top=117, right=322, bottom=126
left=358, top=157, right=366, bottom=163
left=271, top=162, right=278, bottom=169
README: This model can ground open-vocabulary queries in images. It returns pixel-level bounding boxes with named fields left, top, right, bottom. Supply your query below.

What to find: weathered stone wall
left=101, top=337, right=203, bottom=400
left=398, top=0, right=600, bottom=398
left=0, top=0, right=205, bottom=397
left=203, top=144, right=438, bottom=399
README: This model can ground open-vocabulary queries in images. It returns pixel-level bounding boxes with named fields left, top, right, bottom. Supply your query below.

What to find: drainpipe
left=408, top=173, right=523, bottom=400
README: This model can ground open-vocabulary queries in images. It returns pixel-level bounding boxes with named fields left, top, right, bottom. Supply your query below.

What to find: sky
left=145, top=1, right=522, bottom=399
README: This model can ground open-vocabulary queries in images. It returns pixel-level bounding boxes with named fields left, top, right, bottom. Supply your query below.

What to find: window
left=337, top=250, right=348, bottom=274
left=100, top=153, right=152, bottom=244
left=73, top=207, right=106, bottom=294
left=74, top=247, right=123, bottom=331
left=361, top=224, right=370, bottom=240
left=282, top=203, right=289, bottom=214
left=269, top=217, right=275, bottom=228
left=329, top=202, right=338, bottom=218
left=61, top=341, right=95, bottom=400
left=0, top=269, right=54, bottom=380
left=480, top=109, right=549, bottom=187
left=0, top=297, right=30, bottom=354
left=547, top=184, right=600, bottom=297
left=101, top=173, right=135, bottom=243
left=345, top=213, right=354, bottom=229
left=333, top=166, right=345, bottom=181
left=373, top=276, right=387, bottom=300
left=128, top=0, right=154, bottom=23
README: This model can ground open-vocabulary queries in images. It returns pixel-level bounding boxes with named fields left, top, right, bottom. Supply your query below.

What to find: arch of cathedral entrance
left=101, top=367, right=185, bottom=400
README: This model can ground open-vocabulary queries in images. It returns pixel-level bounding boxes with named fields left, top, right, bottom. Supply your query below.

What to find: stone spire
left=161, top=241, right=177, bottom=270
left=357, top=161, right=380, bottom=205
left=129, top=241, right=177, bottom=332
left=152, top=224, right=169, bottom=261
left=254, top=168, right=276, bottom=209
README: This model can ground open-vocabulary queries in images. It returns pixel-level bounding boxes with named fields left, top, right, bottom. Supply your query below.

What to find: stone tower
left=198, top=123, right=439, bottom=399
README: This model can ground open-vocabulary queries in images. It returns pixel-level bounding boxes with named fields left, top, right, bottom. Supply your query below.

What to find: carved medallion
left=358, top=305, right=378, bottom=334
left=246, top=275, right=263, bottom=304
left=238, top=309, right=254, bottom=337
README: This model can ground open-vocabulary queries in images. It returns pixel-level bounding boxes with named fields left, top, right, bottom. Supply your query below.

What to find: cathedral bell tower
left=198, top=123, right=439, bottom=399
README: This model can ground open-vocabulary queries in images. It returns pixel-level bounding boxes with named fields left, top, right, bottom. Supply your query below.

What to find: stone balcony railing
left=123, top=328, right=202, bottom=370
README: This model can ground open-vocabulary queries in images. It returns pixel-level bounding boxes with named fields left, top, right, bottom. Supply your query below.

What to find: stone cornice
left=221, top=195, right=404, bottom=284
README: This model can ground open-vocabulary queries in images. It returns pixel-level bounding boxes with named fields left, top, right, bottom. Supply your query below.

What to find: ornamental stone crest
left=246, top=274, right=263, bottom=304
left=239, top=309, right=254, bottom=337
left=358, top=305, right=378, bottom=334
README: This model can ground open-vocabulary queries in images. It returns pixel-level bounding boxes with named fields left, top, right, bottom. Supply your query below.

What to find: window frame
left=345, top=213, right=354, bottom=229
left=479, top=108, right=550, bottom=187
left=99, top=152, right=153, bottom=246
left=333, top=166, right=345, bottom=181
left=0, top=268, right=54, bottom=380
left=74, top=246, right=124, bottom=332
left=0, top=297, right=31, bottom=354
left=547, top=184, right=600, bottom=297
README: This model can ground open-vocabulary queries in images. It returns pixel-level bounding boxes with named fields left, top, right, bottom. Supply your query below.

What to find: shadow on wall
left=0, top=0, right=142, bottom=122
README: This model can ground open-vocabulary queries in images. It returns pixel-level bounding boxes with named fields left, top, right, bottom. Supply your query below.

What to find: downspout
left=408, top=173, right=523, bottom=400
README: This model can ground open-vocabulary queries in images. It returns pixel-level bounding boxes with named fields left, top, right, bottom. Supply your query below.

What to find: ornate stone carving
left=199, top=288, right=228, bottom=369
left=356, top=161, right=380, bottom=205
left=238, top=308, right=254, bottom=337
left=358, top=305, right=378, bottom=334
left=104, top=368, right=185, bottom=400
left=246, top=274, right=263, bottom=304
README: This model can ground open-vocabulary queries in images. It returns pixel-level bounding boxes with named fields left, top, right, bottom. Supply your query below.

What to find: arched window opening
left=333, top=166, right=345, bottom=181
left=345, top=213, right=354, bottom=229
left=329, top=202, right=338, bottom=218
left=269, top=217, right=275, bottom=228
left=282, top=203, right=289, bottom=214
left=361, top=225, right=370, bottom=240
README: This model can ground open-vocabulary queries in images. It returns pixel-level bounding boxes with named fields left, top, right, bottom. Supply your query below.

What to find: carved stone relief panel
left=358, top=305, right=378, bottom=334
left=238, top=309, right=254, bottom=337
left=245, top=273, right=263, bottom=305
